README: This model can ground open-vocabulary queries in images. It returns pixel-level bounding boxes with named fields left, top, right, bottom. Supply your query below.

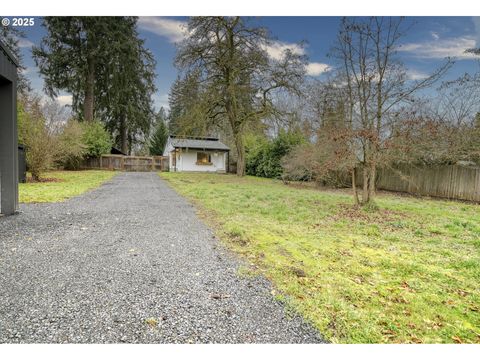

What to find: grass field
left=19, top=170, right=117, bottom=203
left=160, top=172, right=480, bottom=344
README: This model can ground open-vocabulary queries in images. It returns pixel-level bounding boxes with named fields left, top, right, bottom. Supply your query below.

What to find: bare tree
left=282, top=78, right=360, bottom=195
left=18, top=94, right=60, bottom=181
left=175, top=16, right=306, bottom=176
left=42, top=97, right=71, bottom=135
left=329, top=17, right=452, bottom=204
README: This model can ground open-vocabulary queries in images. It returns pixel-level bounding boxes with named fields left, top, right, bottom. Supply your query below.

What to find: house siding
left=174, top=150, right=226, bottom=172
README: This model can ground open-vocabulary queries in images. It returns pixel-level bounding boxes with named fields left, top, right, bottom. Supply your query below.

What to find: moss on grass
left=160, top=172, right=480, bottom=344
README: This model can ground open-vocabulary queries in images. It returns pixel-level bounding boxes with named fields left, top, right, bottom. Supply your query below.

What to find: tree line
left=1, top=16, right=169, bottom=180
left=32, top=17, right=158, bottom=155
left=2, top=16, right=479, bottom=204
left=168, top=16, right=480, bottom=205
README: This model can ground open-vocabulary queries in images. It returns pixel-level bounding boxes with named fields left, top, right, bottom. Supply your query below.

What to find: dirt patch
left=329, top=204, right=408, bottom=224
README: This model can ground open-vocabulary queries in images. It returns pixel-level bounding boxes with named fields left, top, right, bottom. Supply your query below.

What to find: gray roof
left=170, top=137, right=230, bottom=151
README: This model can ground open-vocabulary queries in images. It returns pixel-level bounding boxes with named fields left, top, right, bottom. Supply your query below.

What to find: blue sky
left=11, top=16, right=480, bottom=110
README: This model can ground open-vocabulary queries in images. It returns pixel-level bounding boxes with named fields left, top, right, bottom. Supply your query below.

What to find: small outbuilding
left=0, top=40, right=19, bottom=215
left=163, top=136, right=230, bottom=173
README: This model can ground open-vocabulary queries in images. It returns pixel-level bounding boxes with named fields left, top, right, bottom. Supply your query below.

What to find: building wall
left=0, top=43, right=19, bottom=215
left=170, top=150, right=227, bottom=172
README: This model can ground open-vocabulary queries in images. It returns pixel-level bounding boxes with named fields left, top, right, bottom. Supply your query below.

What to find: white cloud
left=222, top=36, right=334, bottom=79
left=406, top=69, right=429, bottom=80
left=56, top=95, right=72, bottom=107
left=262, top=40, right=305, bottom=61
left=138, top=21, right=333, bottom=79
left=430, top=31, right=440, bottom=41
left=21, top=66, right=33, bottom=75
left=138, top=17, right=188, bottom=43
left=305, top=62, right=331, bottom=76
left=399, top=36, right=477, bottom=59
left=261, top=40, right=331, bottom=77
left=17, top=38, right=34, bottom=48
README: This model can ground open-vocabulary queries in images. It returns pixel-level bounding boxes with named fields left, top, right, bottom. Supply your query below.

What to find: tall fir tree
left=167, top=71, right=206, bottom=136
left=149, top=109, right=169, bottom=155
left=33, top=17, right=112, bottom=122
left=0, top=26, right=32, bottom=94
left=33, top=17, right=156, bottom=153
left=98, top=17, right=157, bottom=154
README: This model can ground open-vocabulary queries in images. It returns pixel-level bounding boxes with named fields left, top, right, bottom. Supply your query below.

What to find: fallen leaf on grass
left=410, top=336, right=423, bottom=344
left=290, top=267, right=307, bottom=278
left=382, top=329, right=397, bottom=339
left=443, top=299, right=455, bottom=307
left=452, top=335, right=463, bottom=344
left=353, top=277, right=363, bottom=284
left=391, top=296, right=409, bottom=304
left=400, top=281, right=415, bottom=292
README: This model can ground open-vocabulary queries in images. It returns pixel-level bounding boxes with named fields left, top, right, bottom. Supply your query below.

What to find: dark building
left=0, top=40, right=19, bottom=215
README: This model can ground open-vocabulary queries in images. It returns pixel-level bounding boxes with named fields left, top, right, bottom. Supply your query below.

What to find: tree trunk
left=127, top=131, right=133, bottom=156
left=120, top=115, right=128, bottom=155
left=369, top=162, right=376, bottom=200
left=234, top=134, right=245, bottom=176
left=362, top=165, right=370, bottom=204
left=352, top=167, right=359, bottom=205
left=31, top=170, right=40, bottom=182
left=84, top=55, right=95, bottom=122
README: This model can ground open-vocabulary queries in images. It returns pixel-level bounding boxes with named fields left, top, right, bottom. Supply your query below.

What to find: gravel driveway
left=0, top=172, right=323, bottom=343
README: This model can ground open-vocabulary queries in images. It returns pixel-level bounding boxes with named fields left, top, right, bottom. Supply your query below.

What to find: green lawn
left=19, top=170, right=117, bottom=203
left=160, top=172, right=480, bottom=344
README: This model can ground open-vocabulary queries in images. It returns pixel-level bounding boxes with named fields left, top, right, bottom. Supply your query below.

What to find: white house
left=163, top=136, right=230, bottom=173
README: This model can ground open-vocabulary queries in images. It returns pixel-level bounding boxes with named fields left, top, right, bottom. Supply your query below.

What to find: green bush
left=81, top=121, right=113, bottom=158
left=18, top=94, right=58, bottom=180
left=246, top=129, right=305, bottom=179
left=57, top=120, right=87, bottom=170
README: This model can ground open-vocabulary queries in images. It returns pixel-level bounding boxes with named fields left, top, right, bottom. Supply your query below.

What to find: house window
left=196, top=152, right=212, bottom=165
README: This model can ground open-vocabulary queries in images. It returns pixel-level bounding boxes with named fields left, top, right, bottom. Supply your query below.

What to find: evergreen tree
left=167, top=71, right=206, bottom=136
left=99, top=17, right=157, bottom=154
left=33, top=17, right=157, bottom=153
left=0, top=26, right=32, bottom=94
left=149, top=110, right=169, bottom=155
left=33, top=17, right=113, bottom=121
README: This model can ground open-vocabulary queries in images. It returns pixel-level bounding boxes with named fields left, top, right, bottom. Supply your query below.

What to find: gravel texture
left=0, top=172, right=323, bottom=343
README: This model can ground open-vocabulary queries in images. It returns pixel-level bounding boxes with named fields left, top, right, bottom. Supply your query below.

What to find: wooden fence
left=83, top=155, right=169, bottom=172
left=358, top=164, right=480, bottom=202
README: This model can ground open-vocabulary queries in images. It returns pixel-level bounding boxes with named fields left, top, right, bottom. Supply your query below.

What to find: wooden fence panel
left=359, top=165, right=480, bottom=202
left=83, top=155, right=169, bottom=172
left=153, top=156, right=168, bottom=171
